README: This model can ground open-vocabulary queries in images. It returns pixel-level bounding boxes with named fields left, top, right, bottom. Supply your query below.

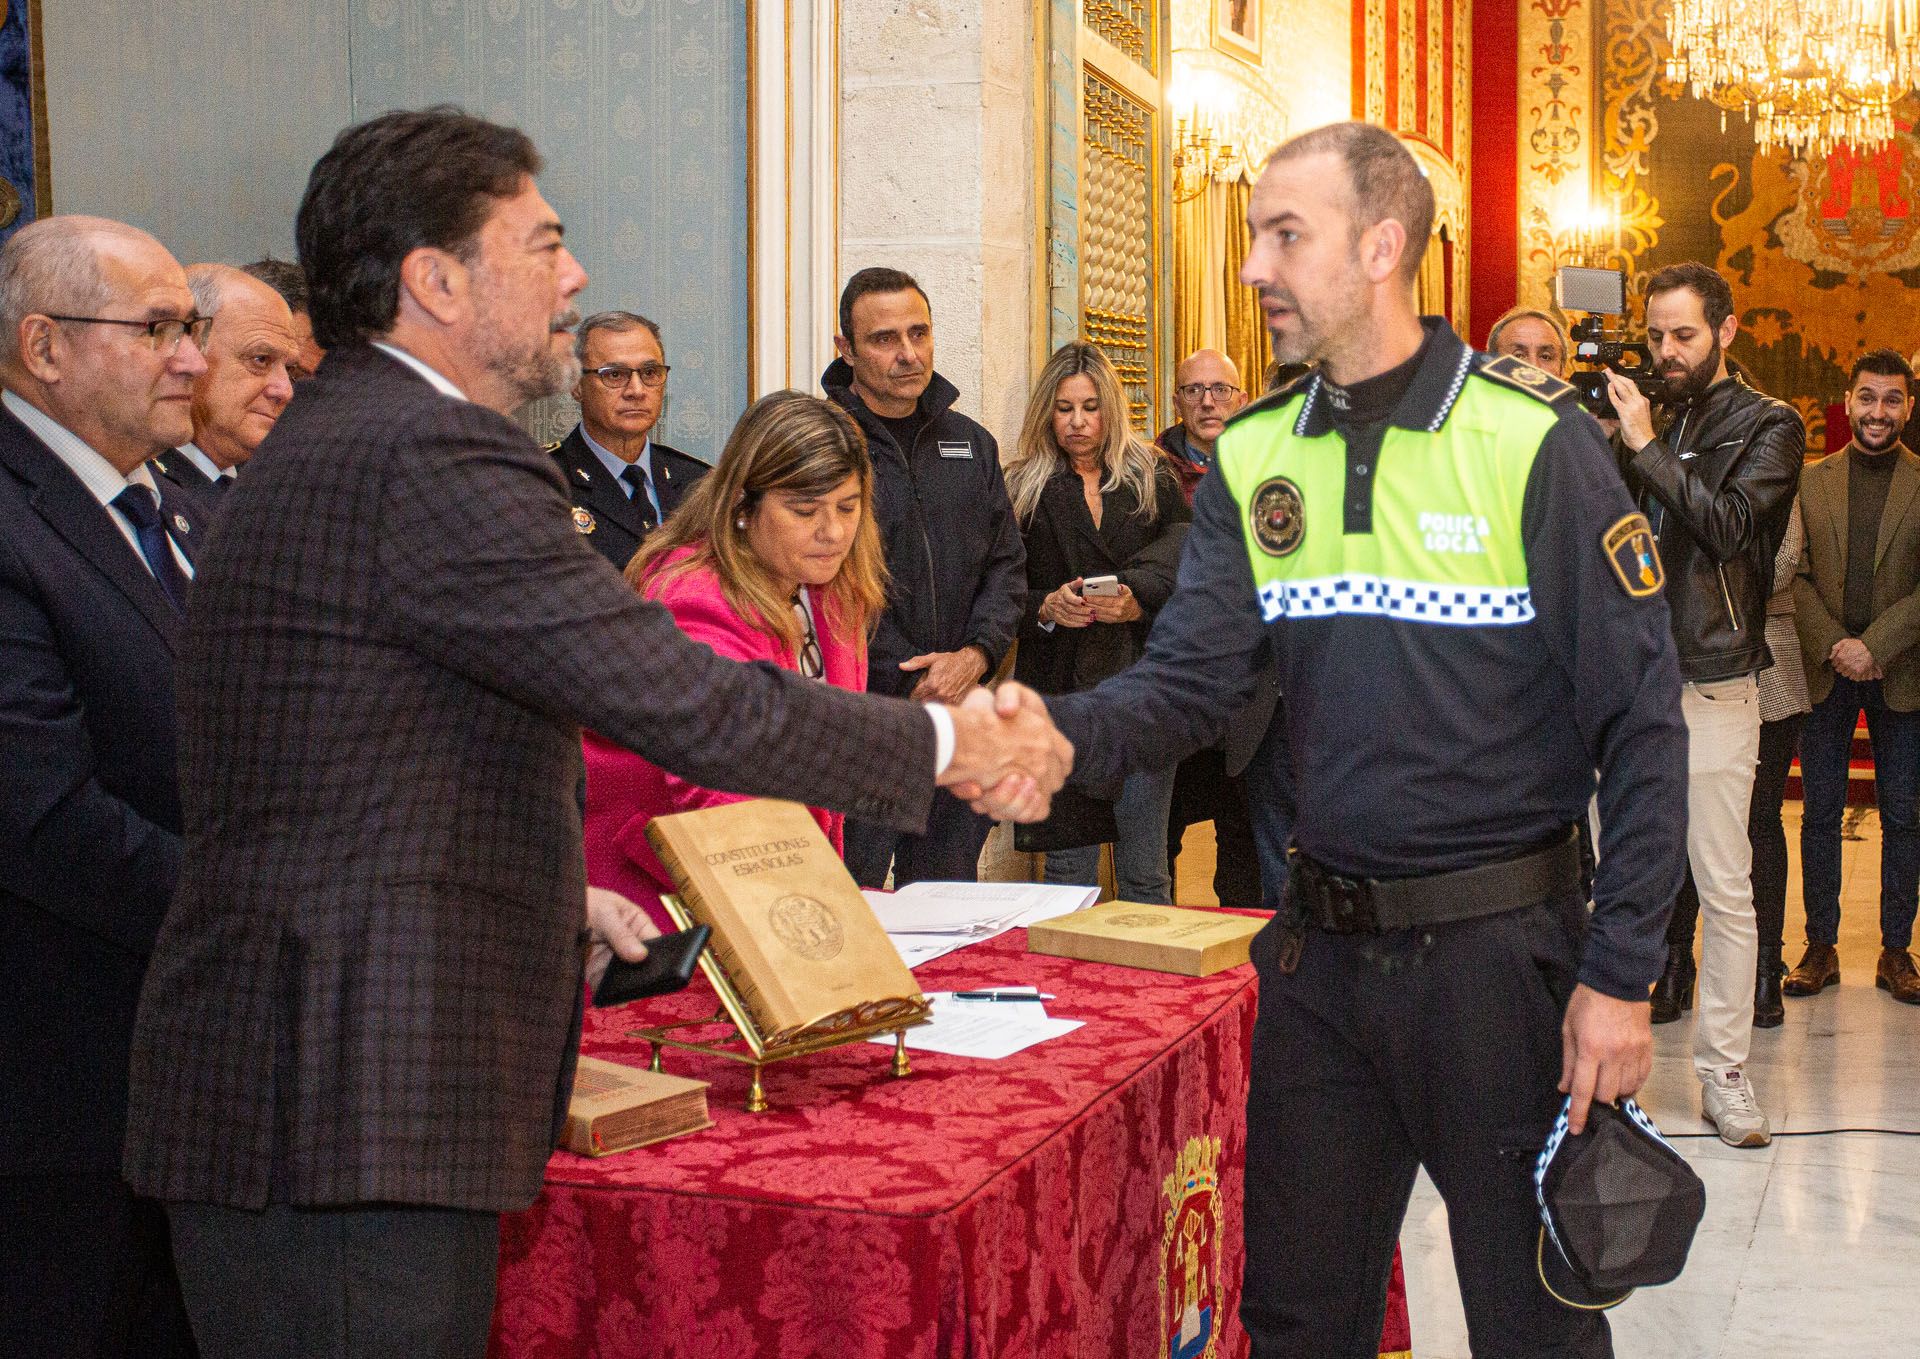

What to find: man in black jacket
left=1606, top=260, right=1804, bottom=1149
left=826, top=267, right=1027, bottom=887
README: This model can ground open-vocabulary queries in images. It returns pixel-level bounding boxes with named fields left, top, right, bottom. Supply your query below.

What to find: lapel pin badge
left=173, top=514, right=191, bottom=534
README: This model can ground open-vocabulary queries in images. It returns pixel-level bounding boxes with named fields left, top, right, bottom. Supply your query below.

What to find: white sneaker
left=1701, top=1067, right=1772, bottom=1147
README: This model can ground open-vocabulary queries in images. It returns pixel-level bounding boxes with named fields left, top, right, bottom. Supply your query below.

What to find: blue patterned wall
left=41, top=1, right=747, bottom=453
left=0, top=0, right=41, bottom=246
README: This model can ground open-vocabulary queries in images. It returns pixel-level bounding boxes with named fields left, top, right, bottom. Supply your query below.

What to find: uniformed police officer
left=1045, top=122, right=1689, bottom=1357
left=548, top=310, right=710, bottom=572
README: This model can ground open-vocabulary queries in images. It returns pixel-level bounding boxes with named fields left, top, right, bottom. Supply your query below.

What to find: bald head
left=0, top=215, right=205, bottom=474
left=185, top=264, right=297, bottom=469
left=0, top=216, right=170, bottom=367
left=1172, top=348, right=1247, bottom=451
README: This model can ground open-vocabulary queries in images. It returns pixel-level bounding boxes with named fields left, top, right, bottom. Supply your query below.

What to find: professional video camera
left=1554, top=266, right=1664, bottom=419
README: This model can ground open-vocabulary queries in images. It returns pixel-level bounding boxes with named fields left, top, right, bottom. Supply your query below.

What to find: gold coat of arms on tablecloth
left=1159, top=1134, right=1224, bottom=1359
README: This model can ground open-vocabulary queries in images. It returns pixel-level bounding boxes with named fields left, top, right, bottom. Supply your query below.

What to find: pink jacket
left=582, top=545, right=868, bottom=931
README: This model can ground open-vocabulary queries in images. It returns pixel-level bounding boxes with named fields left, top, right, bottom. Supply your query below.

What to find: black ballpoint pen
left=952, top=989, right=1056, bottom=1002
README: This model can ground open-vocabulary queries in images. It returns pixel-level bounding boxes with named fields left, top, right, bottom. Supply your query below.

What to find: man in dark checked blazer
left=0, top=216, right=207, bottom=1359
left=122, top=109, right=1070, bottom=1359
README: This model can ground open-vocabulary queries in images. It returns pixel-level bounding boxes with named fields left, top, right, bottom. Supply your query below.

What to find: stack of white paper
left=867, top=882, right=1099, bottom=969
left=866, top=990, right=1083, bottom=1059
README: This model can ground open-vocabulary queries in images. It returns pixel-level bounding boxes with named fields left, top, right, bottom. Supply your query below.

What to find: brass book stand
left=629, top=895, right=933, bottom=1112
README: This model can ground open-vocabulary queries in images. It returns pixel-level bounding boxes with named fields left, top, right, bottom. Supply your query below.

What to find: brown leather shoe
left=1877, top=948, right=1920, bottom=1005
left=1782, top=942, right=1840, bottom=996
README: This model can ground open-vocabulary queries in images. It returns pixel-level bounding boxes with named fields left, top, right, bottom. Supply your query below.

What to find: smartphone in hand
left=591, top=924, right=711, bottom=1007
left=1081, top=574, right=1122, bottom=598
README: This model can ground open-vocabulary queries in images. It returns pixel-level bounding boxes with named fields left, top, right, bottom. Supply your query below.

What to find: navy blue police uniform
left=1048, top=320, right=1689, bottom=1358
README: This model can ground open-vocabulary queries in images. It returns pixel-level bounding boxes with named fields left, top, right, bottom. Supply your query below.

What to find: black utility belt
left=1288, top=829, right=1582, bottom=935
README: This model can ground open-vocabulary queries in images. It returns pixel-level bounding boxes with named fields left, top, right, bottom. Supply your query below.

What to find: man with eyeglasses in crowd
left=0, top=215, right=209, bottom=1359
left=550, top=309, right=709, bottom=571
left=1156, top=348, right=1275, bottom=908
left=1157, top=348, right=1248, bottom=504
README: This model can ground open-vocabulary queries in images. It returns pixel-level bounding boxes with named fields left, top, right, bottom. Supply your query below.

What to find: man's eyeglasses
left=1175, top=382, right=1242, bottom=402
left=45, top=313, right=214, bottom=353
left=588, top=362, right=670, bottom=390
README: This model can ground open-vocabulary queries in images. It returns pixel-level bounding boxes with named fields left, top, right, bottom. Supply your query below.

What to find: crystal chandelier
left=1665, top=0, right=1920, bottom=156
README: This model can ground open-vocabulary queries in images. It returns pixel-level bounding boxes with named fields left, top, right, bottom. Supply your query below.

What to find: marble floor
left=1399, top=804, right=1920, bottom=1358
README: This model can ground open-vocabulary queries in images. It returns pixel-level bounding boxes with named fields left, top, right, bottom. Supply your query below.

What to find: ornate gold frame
left=628, top=895, right=933, bottom=1113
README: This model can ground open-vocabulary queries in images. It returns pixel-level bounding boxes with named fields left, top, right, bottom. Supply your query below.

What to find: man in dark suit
left=0, top=214, right=209, bottom=1359
left=122, top=108, right=1068, bottom=1359
left=549, top=309, right=708, bottom=571
left=152, top=264, right=299, bottom=510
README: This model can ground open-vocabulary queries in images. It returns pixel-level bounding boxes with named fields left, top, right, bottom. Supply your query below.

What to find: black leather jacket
left=1621, top=372, right=1805, bottom=681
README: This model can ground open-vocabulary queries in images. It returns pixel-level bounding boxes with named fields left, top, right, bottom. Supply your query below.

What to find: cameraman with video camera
left=1606, top=261, right=1804, bottom=1149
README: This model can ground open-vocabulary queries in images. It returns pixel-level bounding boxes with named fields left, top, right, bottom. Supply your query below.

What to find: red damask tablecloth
left=490, top=928, right=1413, bottom=1359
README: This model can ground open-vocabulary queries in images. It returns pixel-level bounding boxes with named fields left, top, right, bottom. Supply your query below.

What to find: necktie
left=112, top=484, right=191, bottom=612
left=620, top=464, right=660, bottom=530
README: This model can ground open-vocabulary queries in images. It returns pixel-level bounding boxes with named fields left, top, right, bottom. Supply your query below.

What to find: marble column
left=839, top=0, right=1038, bottom=448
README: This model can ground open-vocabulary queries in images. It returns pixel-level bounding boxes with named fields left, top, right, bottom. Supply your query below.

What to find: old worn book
left=645, top=799, right=926, bottom=1046
left=562, top=1057, right=713, bottom=1157
left=1026, top=902, right=1268, bottom=977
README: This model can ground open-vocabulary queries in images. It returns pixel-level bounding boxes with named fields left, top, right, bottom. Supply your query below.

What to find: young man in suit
left=152, top=264, right=299, bottom=508
left=0, top=215, right=209, bottom=1359
left=1789, top=349, right=1920, bottom=1004
left=549, top=309, right=709, bottom=571
left=122, top=108, right=1069, bottom=1359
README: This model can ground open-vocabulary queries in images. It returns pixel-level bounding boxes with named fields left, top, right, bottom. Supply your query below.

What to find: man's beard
left=1659, top=336, right=1723, bottom=402
left=1855, top=412, right=1904, bottom=452
left=476, top=297, right=582, bottom=406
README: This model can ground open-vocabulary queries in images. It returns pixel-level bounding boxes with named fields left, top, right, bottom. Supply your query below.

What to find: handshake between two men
left=935, top=683, right=1075, bottom=824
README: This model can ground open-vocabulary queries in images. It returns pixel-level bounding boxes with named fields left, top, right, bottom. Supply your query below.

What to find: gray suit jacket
left=1793, top=443, right=1920, bottom=710
left=124, top=344, right=934, bottom=1212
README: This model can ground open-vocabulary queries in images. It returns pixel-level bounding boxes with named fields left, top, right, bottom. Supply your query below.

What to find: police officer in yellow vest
left=1046, top=123, right=1688, bottom=1356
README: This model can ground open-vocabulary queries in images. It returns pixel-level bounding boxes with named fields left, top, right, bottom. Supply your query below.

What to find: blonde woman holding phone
left=1005, top=342, right=1190, bottom=899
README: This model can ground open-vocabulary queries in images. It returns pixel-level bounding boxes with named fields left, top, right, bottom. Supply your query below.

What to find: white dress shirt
left=177, top=442, right=236, bottom=485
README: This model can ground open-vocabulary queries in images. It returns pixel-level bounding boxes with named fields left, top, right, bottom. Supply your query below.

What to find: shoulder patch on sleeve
left=1602, top=512, right=1664, bottom=598
left=1477, top=353, right=1577, bottom=406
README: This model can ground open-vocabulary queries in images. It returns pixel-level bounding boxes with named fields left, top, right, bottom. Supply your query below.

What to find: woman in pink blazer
left=582, top=390, right=887, bottom=931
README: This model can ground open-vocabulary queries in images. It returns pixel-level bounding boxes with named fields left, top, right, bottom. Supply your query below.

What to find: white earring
left=735, top=516, right=747, bottom=530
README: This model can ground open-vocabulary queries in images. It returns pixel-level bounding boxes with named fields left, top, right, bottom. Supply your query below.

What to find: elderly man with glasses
left=1157, top=348, right=1247, bottom=505
left=0, top=214, right=209, bottom=1359
left=549, top=309, right=710, bottom=571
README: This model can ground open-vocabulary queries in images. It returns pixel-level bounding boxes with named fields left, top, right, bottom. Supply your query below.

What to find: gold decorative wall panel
left=1516, top=0, right=1594, bottom=307
left=1082, top=68, right=1158, bottom=430
left=1084, top=0, right=1155, bottom=72
left=1589, top=0, right=1920, bottom=446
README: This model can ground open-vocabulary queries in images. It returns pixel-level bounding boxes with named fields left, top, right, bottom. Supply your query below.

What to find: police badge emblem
left=1159, top=1135, right=1225, bottom=1359
left=571, top=507, right=597, bottom=534
left=1601, top=513, right=1663, bottom=598
left=1250, top=477, right=1306, bottom=557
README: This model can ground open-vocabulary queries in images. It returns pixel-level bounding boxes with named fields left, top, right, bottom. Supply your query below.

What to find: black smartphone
left=591, top=924, right=711, bottom=1007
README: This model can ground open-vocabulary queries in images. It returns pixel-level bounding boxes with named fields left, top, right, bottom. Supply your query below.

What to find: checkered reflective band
left=1257, top=575, right=1536, bottom=626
